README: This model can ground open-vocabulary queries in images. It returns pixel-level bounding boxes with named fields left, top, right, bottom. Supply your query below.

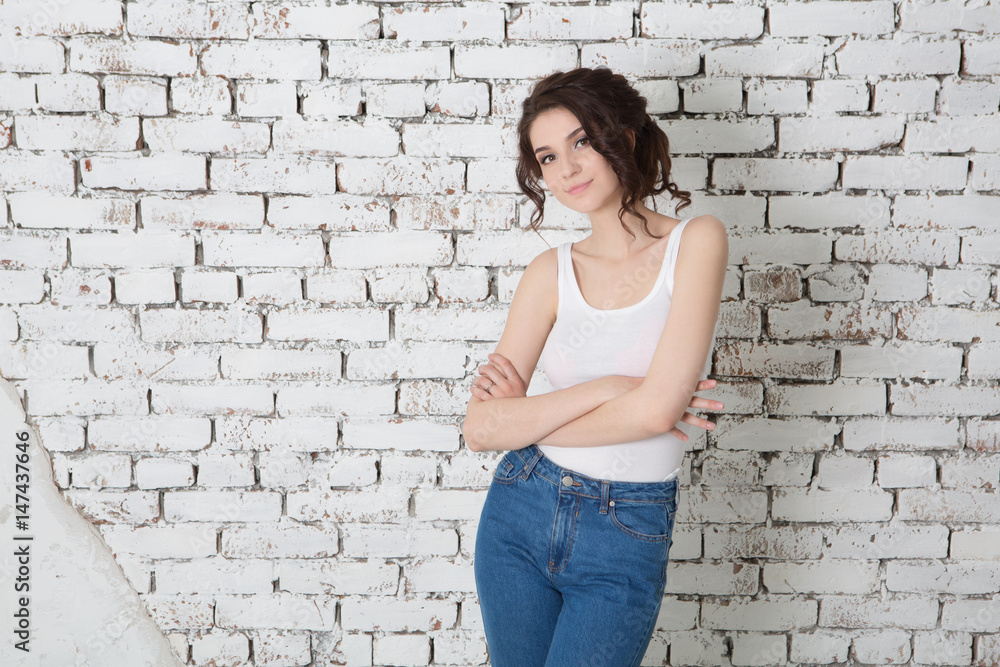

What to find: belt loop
left=600, top=480, right=610, bottom=514
left=521, top=445, right=542, bottom=480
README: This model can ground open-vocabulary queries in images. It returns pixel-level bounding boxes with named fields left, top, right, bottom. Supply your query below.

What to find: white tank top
left=537, top=216, right=712, bottom=482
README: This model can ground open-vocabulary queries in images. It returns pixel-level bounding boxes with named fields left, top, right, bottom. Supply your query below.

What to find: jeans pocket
left=609, top=498, right=676, bottom=542
left=492, top=450, right=522, bottom=485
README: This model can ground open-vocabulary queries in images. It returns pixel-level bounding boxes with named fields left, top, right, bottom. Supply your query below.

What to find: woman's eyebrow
left=533, top=126, right=585, bottom=155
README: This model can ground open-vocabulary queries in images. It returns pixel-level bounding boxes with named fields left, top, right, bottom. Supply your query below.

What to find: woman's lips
left=567, top=180, right=592, bottom=195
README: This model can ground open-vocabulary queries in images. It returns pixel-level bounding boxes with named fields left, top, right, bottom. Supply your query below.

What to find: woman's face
left=528, top=106, right=623, bottom=216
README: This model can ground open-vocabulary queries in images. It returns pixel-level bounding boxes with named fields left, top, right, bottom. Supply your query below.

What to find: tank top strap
left=664, top=217, right=694, bottom=296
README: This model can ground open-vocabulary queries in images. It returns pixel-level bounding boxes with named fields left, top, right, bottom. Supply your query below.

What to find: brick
left=211, top=157, right=337, bottom=195
left=823, top=523, right=949, bottom=559
left=663, top=562, right=759, bottom=596
left=913, top=630, right=973, bottom=666
left=253, top=632, right=311, bottom=666
left=385, top=5, right=503, bottom=41
left=772, top=488, right=893, bottom=522
left=877, top=453, right=937, bottom=488
left=222, top=348, right=342, bottom=381
left=279, top=560, right=398, bottom=595
left=837, top=38, right=960, bottom=75
left=820, top=595, right=938, bottom=629
left=300, top=81, right=363, bottom=117
left=766, top=301, right=892, bottom=340
left=731, top=632, right=788, bottom=666
left=81, top=154, right=206, bottom=191
left=764, top=559, right=879, bottom=595
left=642, top=2, right=763, bottom=39
left=374, top=634, right=431, bottom=665
left=267, top=308, right=387, bottom=343
left=0, top=0, right=122, bottom=36
left=145, top=596, right=214, bottom=631
left=843, top=155, right=969, bottom=190
left=887, top=560, right=1000, bottom=594
left=843, top=415, right=961, bottom=451
left=327, top=43, right=450, bottom=80
left=0, top=149, right=75, bottom=194
left=164, top=490, right=282, bottom=522
left=236, top=81, right=296, bottom=117
left=702, top=597, right=817, bottom=631
left=0, top=341, right=89, bottom=380
left=853, top=629, right=911, bottom=664
left=128, top=1, right=248, bottom=39
left=201, top=41, right=320, bottom=80
left=156, top=556, right=273, bottom=594
left=63, top=489, right=159, bottom=524
left=151, top=383, right=273, bottom=415
left=815, top=452, right=874, bottom=488
left=456, top=43, right=577, bottom=79
left=100, top=524, right=216, bottom=558
left=765, top=380, right=886, bottom=416
left=508, top=5, right=632, bottom=41
left=216, top=595, right=337, bottom=631
left=221, top=523, right=339, bottom=559
left=17, top=115, right=137, bottom=151
left=950, top=526, right=1000, bottom=559
left=341, top=597, right=456, bottom=632
left=191, top=631, right=250, bottom=665
left=170, top=76, right=230, bottom=115
left=680, top=487, right=768, bottom=523
left=9, top=192, right=133, bottom=231
left=942, top=599, right=1000, bottom=632
left=273, top=118, right=398, bottom=156
left=341, top=524, right=458, bottom=559
left=0, top=37, right=65, bottom=74
left=714, top=416, right=838, bottom=452
left=139, top=308, right=262, bottom=344
left=789, top=630, right=851, bottom=664
left=841, top=343, right=961, bottom=381
left=133, top=455, right=197, bottom=488
left=287, top=487, right=410, bottom=523
left=94, top=344, right=217, bottom=381
left=215, top=416, right=342, bottom=451
left=144, top=117, right=270, bottom=154
left=202, top=231, right=325, bottom=268
left=69, top=35, right=195, bottom=76
left=104, top=75, right=166, bottom=115
left=253, top=3, right=378, bottom=39
left=49, top=270, right=112, bottom=305
left=90, top=416, right=211, bottom=452
left=770, top=1, right=893, bottom=37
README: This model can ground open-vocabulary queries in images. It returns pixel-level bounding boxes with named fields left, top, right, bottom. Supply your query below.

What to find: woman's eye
left=539, top=138, right=588, bottom=165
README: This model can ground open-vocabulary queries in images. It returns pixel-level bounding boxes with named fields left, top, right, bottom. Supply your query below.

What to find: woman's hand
left=670, top=379, right=724, bottom=441
left=470, top=353, right=526, bottom=400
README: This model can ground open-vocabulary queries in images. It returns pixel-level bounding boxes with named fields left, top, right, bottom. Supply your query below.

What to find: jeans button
left=562, top=475, right=574, bottom=486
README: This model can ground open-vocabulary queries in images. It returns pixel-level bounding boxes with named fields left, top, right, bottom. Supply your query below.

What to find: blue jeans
left=474, top=444, right=679, bottom=667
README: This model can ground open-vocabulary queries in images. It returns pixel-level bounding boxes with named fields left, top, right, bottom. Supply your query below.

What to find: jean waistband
left=515, top=444, right=678, bottom=503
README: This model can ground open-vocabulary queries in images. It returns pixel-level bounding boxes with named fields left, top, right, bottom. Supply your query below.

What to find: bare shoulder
left=684, top=214, right=728, bottom=239
left=680, top=215, right=729, bottom=259
left=516, top=245, right=559, bottom=327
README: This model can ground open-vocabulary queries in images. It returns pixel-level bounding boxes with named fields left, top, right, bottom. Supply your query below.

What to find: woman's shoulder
left=516, top=244, right=560, bottom=326
left=679, top=214, right=728, bottom=244
left=677, top=214, right=729, bottom=267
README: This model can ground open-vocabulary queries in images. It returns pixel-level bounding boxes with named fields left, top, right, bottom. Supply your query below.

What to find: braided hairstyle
left=515, top=67, right=691, bottom=241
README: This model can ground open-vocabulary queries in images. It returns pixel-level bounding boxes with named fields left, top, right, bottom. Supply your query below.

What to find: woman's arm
left=464, top=374, right=624, bottom=452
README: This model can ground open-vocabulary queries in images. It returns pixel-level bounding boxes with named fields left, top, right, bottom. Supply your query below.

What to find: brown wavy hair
left=515, top=67, right=691, bottom=241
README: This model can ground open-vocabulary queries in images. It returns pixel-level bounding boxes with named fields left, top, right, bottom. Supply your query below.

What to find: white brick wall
left=1, top=0, right=998, bottom=664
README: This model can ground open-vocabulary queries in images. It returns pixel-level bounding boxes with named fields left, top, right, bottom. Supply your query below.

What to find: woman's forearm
left=463, top=377, right=618, bottom=452
left=535, top=386, right=681, bottom=448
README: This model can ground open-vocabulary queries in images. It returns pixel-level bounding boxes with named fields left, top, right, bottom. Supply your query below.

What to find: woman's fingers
left=488, top=353, right=524, bottom=387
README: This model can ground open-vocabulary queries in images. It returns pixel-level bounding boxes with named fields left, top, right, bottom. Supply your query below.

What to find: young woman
left=463, top=67, right=728, bottom=666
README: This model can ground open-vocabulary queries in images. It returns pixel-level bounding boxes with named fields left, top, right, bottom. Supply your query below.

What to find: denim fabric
left=474, top=443, right=679, bottom=667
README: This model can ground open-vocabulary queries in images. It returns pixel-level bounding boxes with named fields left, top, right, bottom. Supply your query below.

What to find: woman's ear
left=626, top=128, right=636, bottom=151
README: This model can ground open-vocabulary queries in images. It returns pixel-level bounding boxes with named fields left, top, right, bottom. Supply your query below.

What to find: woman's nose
left=561, top=154, right=581, bottom=178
